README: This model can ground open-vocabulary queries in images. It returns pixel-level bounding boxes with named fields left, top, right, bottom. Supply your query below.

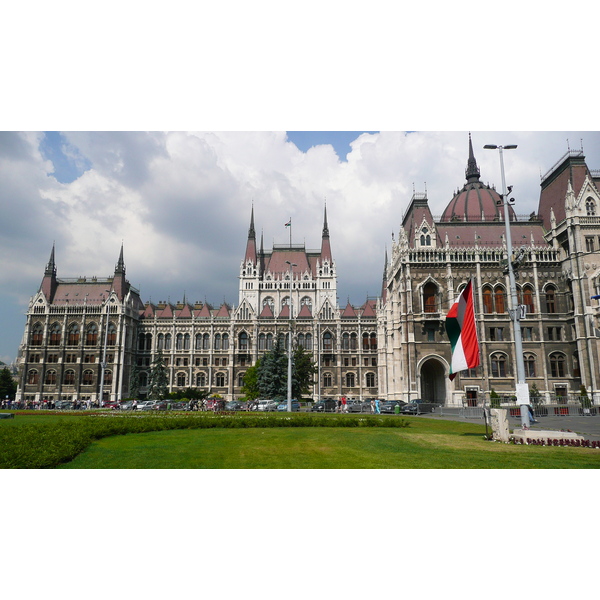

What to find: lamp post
left=484, top=144, right=531, bottom=428
left=285, top=261, right=297, bottom=412
left=98, top=289, right=111, bottom=407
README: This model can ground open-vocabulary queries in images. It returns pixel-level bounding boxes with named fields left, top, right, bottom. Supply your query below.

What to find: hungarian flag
left=445, top=280, right=480, bottom=381
left=284, top=220, right=291, bottom=227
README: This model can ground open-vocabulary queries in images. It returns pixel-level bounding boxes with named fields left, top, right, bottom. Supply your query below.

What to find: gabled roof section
left=196, top=303, right=212, bottom=318
left=341, top=303, right=357, bottom=318
left=402, top=192, right=437, bottom=248
left=142, top=303, right=156, bottom=318
left=361, top=300, right=376, bottom=317
left=259, top=303, right=275, bottom=318
left=279, top=303, right=290, bottom=318
left=297, top=304, right=312, bottom=318
left=177, top=304, right=193, bottom=318
left=216, top=303, right=230, bottom=318
left=158, top=304, right=174, bottom=318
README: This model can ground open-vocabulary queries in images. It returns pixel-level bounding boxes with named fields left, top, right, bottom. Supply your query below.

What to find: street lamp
left=484, top=144, right=531, bottom=428
left=285, top=261, right=297, bottom=412
left=98, top=289, right=111, bottom=407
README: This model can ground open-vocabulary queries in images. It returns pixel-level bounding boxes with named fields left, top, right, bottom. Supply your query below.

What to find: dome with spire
left=440, top=134, right=515, bottom=222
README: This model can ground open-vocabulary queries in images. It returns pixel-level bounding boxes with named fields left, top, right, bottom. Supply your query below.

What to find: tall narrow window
left=68, top=324, right=80, bottom=346
left=545, top=286, right=556, bottom=314
left=86, top=324, right=98, bottom=346
left=31, top=324, right=44, bottom=346
left=494, top=287, right=505, bottom=313
left=423, top=282, right=437, bottom=313
left=323, top=331, right=333, bottom=352
left=238, top=332, right=248, bottom=351
left=107, top=323, right=117, bottom=346
left=346, top=373, right=355, bottom=387
left=482, top=287, right=493, bottom=314
left=366, top=372, right=375, bottom=387
left=49, top=323, right=61, bottom=346
left=549, top=353, right=565, bottom=377
left=524, top=354, right=536, bottom=377
left=490, top=353, right=507, bottom=377
left=523, top=286, right=535, bottom=314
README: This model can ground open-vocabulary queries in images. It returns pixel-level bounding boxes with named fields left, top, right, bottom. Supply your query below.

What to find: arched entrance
left=420, top=358, right=446, bottom=404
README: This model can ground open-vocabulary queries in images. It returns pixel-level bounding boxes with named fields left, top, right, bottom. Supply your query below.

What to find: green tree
left=0, top=368, right=17, bottom=401
left=129, top=364, right=141, bottom=399
left=292, top=346, right=317, bottom=399
left=241, top=358, right=262, bottom=400
left=148, top=350, right=169, bottom=400
left=258, top=340, right=289, bottom=399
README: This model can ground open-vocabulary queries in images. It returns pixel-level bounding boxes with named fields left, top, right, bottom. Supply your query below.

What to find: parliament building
left=15, top=137, right=600, bottom=407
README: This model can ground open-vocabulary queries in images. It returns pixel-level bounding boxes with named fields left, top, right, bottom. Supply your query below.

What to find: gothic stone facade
left=16, top=141, right=600, bottom=406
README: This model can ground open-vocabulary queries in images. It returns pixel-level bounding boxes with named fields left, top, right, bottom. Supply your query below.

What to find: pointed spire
left=244, top=204, right=257, bottom=264
left=321, top=201, right=332, bottom=262
left=465, top=132, right=481, bottom=183
left=44, top=243, right=57, bottom=277
left=115, top=242, right=125, bottom=275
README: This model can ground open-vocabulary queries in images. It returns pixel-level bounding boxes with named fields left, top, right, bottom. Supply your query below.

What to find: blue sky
left=2, top=130, right=600, bottom=367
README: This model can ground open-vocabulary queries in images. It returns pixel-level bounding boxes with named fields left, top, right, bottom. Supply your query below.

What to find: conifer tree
left=148, top=350, right=169, bottom=400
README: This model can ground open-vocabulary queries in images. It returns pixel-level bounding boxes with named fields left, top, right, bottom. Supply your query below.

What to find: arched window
left=366, top=372, right=376, bottom=387
left=549, top=353, right=566, bottom=377
left=342, top=333, right=350, bottom=350
left=258, top=333, right=266, bottom=351
left=67, top=323, right=80, bottom=346
left=195, top=333, right=202, bottom=350
left=83, top=370, right=94, bottom=386
left=266, top=333, right=273, bottom=350
left=238, top=372, right=245, bottom=387
left=165, top=333, right=172, bottom=350
left=63, top=370, right=75, bottom=385
left=346, top=373, right=355, bottom=387
left=214, top=334, right=221, bottom=350
left=494, top=286, right=506, bottom=313
left=222, top=334, right=229, bottom=350
left=363, top=333, right=369, bottom=351
left=238, top=332, right=248, bottom=351
left=27, top=369, right=39, bottom=385
left=490, top=353, right=507, bottom=377
left=176, top=333, right=183, bottom=350
left=350, top=333, right=358, bottom=350
left=482, top=287, right=493, bottom=314
left=157, top=333, right=165, bottom=351
left=107, top=323, right=117, bottom=346
left=45, top=370, right=57, bottom=385
left=184, top=333, right=190, bottom=350
left=323, top=372, right=332, bottom=387
left=323, top=331, right=333, bottom=351
left=203, top=333, right=210, bottom=350
left=522, top=286, right=535, bottom=314
left=49, top=323, right=61, bottom=346
left=545, top=286, right=556, bottom=314
left=423, top=282, right=438, bottom=313
left=586, top=197, right=596, bottom=216
left=370, top=333, right=377, bottom=350
left=215, top=372, right=225, bottom=387
left=86, top=324, right=98, bottom=346
left=524, top=354, right=536, bottom=378
left=104, top=370, right=113, bottom=385
left=31, top=323, right=44, bottom=346
left=176, top=372, right=186, bottom=387
left=297, top=333, right=304, bottom=349
left=196, top=372, right=206, bottom=387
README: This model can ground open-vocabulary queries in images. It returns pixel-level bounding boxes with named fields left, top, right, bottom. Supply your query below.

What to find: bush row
left=0, top=412, right=410, bottom=469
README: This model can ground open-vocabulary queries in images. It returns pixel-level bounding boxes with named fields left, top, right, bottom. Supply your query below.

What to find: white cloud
left=2, top=131, right=600, bottom=363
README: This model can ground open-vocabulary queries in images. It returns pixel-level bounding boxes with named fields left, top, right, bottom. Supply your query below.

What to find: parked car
left=277, top=401, right=301, bottom=412
left=55, top=400, right=73, bottom=410
left=151, top=401, right=169, bottom=410
left=348, top=400, right=375, bottom=413
left=119, top=401, right=135, bottom=411
left=311, top=399, right=337, bottom=412
left=171, top=401, right=188, bottom=410
left=257, top=399, right=280, bottom=412
left=225, top=401, right=244, bottom=411
left=102, top=401, right=120, bottom=410
left=381, top=400, right=406, bottom=414
left=136, top=400, right=157, bottom=411
left=401, top=400, right=439, bottom=415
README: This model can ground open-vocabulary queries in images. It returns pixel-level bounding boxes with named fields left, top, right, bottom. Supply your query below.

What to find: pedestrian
left=371, top=398, right=375, bottom=413
left=374, top=398, right=380, bottom=414
left=337, top=397, right=342, bottom=413
left=527, top=404, right=538, bottom=424
left=342, top=396, right=347, bottom=413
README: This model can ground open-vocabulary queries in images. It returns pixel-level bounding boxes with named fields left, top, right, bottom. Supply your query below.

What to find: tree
left=0, top=368, right=17, bottom=401
left=129, top=364, right=141, bottom=399
left=241, top=358, right=262, bottom=400
left=258, top=340, right=289, bottom=399
left=292, top=346, right=317, bottom=399
left=148, top=350, right=169, bottom=400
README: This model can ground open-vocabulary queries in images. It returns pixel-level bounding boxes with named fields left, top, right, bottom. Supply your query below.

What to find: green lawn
left=59, top=421, right=600, bottom=469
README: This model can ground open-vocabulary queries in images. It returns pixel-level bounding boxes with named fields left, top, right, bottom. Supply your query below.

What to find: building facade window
left=366, top=372, right=375, bottom=387
left=323, top=372, right=332, bottom=387
left=423, top=282, right=438, bottom=313
left=549, top=353, right=566, bottom=377
left=49, top=323, right=61, bottom=346
left=82, top=370, right=94, bottom=386
left=545, top=286, right=556, bottom=314
left=524, top=354, right=536, bottom=377
left=64, top=370, right=75, bottom=385
left=31, top=323, right=44, bottom=346
left=346, top=373, right=355, bottom=387
left=490, top=353, right=507, bottom=377
left=67, top=324, right=80, bottom=346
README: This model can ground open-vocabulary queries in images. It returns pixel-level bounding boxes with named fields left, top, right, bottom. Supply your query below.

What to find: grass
left=3, top=411, right=600, bottom=468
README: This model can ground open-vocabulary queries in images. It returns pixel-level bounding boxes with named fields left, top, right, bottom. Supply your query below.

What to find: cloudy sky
left=1, top=130, right=600, bottom=364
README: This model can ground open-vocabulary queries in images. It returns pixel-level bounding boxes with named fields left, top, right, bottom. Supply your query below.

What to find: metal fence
left=434, top=404, right=598, bottom=420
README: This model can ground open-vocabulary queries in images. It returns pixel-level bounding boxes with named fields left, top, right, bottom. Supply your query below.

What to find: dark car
left=225, top=401, right=244, bottom=411
left=151, top=400, right=169, bottom=410
left=311, top=399, right=337, bottom=412
left=401, top=400, right=439, bottom=415
left=348, top=400, right=375, bottom=413
left=381, top=400, right=406, bottom=414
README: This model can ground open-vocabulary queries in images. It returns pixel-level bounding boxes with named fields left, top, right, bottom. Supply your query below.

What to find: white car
left=257, top=399, right=279, bottom=412
left=136, top=400, right=157, bottom=411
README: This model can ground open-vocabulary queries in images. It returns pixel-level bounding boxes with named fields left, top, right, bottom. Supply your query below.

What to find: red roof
left=297, top=304, right=312, bottom=318
left=216, top=303, right=230, bottom=318
left=259, top=303, right=274, bottom=318
left=361, top=301, right=376, bottom=317
left=341, top=303, right=357, bottom=318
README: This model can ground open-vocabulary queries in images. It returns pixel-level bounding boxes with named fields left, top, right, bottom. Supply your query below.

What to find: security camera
left=509, top=198, right=515, bottom=204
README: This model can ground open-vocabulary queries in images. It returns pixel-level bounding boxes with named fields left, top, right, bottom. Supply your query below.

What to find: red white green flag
left=445, top=279, right=480, bottom=381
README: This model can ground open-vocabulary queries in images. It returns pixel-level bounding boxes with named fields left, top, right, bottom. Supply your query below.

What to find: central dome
left=440, top=135, right=515, bottom=222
